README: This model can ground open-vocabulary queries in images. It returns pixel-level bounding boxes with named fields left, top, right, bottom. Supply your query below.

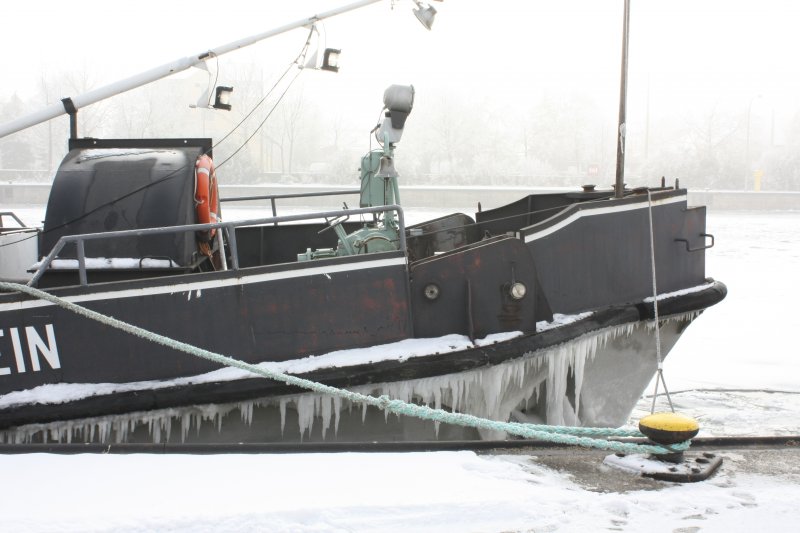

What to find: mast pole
left=614, top=0, right=631, bottom=199
left=0, top=0, right=382, bottom=140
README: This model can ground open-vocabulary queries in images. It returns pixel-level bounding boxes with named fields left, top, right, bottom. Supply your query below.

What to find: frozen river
left=668, top=211, right=800, bottom=391
left=638, top=211, right=800, bottom=438
left=2, top=205, right=799, bottom=531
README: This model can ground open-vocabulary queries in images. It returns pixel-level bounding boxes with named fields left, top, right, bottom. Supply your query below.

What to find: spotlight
left=212, top=86, right=233, bottom=111
left=413, top=1, right=437, bottom=31
left=321, top=48, right=342, bottom=72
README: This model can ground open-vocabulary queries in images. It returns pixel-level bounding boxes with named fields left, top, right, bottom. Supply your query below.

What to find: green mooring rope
left=0, top=281, right=689, bottom=454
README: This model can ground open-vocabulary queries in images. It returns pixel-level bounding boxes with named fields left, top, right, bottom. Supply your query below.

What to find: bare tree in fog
left=276, top=88, right=305, bottom=176
left=37, top=71, right=65, bottom=172
left=763, top=112, right=800, bottom=191
left=523, top=93, right=604, bottom=185
left=61, top=67, right=110, bottom=138
left=113, top=87, right=157, bottom=139
left=0, top=94, right=36, bottom=175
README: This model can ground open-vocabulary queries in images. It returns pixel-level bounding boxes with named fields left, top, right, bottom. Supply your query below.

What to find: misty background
left=1, top=0, right=799, bottom=191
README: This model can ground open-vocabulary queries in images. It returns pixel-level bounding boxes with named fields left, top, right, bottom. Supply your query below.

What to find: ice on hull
left=0, top=313, right=697, bottom=444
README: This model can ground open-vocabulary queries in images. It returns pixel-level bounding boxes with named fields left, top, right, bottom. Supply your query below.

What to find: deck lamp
left=412, top=1, right=437, bottom=30
left=212, top=86, right=233, bottom=111
left=321, top=48, right=342, bottom=72
left=509, top=282, right=527, bottom=300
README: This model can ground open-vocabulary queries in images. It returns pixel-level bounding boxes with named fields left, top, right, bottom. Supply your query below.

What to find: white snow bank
left=0, top=451, right=797, bottom=533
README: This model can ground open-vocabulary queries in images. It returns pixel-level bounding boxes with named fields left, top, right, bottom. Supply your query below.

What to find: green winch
left=298, top=84, right=413, bottom=262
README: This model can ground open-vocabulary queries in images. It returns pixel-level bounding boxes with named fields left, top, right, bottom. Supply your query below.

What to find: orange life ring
left=195, top=154, right=220, bottom=242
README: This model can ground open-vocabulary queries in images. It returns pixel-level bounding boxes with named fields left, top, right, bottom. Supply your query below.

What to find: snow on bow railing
left=0, top=281, right=691, bottom=455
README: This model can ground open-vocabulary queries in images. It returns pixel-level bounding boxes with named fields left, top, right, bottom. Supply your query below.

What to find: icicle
left=314, top=396, right=322, bottom=435
left=279, top=398, right=287, bottom=436
left=164, top=417, right=172, bottom=442
left=573, top=343, right=586, bottom=420
left=240, top=402, right=253, bottom=425
left=180, top=412, right=188, bottom=443
left=296, top=395, right=315, bottom=439
left=320, top=397, right=332, bottom=439
left=333, top=396, right=342, bottom=436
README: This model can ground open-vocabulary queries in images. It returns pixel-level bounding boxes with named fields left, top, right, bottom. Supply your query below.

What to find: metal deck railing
left=29, top=204, right=406, bottom=288
left=220, top=189, right=360, bottom=224
left=0, top=212, right=27, bottom=231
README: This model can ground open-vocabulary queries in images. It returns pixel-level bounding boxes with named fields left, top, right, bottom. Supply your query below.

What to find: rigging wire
left=205, top=52, right=220, bottom=108
left=216, top=68, right=303, bottom=170
left=0, top=169, right=189, bottom=249
left=0, top=29, right=316, bottom=250
left=647, top=189, right=675, bottom=414
left=208, top=24, right=314, bottom=158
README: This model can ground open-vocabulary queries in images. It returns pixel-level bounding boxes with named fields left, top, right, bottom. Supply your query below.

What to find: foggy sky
left=3, top=0, right=799, bottom=188
left=6, top=1, right=797, bottom=105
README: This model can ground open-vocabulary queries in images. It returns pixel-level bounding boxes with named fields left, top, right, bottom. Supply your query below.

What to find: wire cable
left=0, top=30, right=316, bottom=250
left=216, top=68, right=303, bottom=170
left=205, top=52, right=220, bottom=108
left=210, top=25, right=314, bottom=153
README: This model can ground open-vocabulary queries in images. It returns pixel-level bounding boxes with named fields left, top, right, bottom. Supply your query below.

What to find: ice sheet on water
left=630, top=389, right=800, bottom=437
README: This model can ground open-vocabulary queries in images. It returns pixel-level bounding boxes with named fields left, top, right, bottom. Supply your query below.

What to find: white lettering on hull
left=10, top=328, right=25, bottom=373
left=0, top=324, right=60, bottom=375
left=27, top=325, right=60, bottom=371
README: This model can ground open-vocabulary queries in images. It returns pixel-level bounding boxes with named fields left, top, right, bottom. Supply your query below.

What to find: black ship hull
left=0, top=139, right=725, bottom=443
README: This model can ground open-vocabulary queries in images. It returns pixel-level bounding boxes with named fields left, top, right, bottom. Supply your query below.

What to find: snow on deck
left=31, top=257, right=181, bottom=269
left=0, top=330, right=523, bottom=409
left=0, top=312, right=603, bottom=410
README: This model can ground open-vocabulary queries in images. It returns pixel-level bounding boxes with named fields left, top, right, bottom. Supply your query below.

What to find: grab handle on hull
left=675, top=233, right=714, bottom=252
